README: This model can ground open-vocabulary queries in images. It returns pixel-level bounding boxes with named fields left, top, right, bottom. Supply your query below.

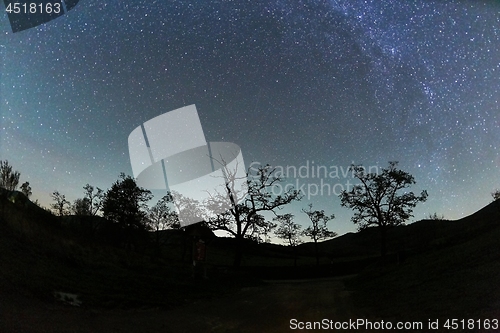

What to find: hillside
left=309, top=199, right=500, bottom=261
left=345, top=199, right=500, bottom=323
left=0, top=189, right=257, bottom=309
left=2, top=188, right=500, bottom=332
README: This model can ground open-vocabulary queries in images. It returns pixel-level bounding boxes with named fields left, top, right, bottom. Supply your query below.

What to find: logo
left=128, top=105, right=246, bottom=227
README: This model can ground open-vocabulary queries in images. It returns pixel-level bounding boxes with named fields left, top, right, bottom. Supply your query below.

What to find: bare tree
left=51, top=190, right=70, bottom=216
left=340, top=161, right=428, bottom=257
left=302, top=204, right=336, bottom=266
left=0, top=160, right=20, bottom=191
left=274, top=213, right=302, bottom=266
left=83, top=184, right=104, bottom=216
left=170, top=190, right=205, bottom=226
left=206, top=163, right=302, bottom=267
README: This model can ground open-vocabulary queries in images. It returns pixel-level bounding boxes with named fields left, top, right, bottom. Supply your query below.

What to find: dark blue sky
left=1, top=0, right=499, bottom=236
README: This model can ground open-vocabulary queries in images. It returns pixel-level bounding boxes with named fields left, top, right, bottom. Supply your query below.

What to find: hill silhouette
left=1, top=187, right=500, bottom=331
left=306, top=199, right=500, bottom=260
left=0, top=189, right=256, bottom=309
left=345, top=199, right=500, bottom=323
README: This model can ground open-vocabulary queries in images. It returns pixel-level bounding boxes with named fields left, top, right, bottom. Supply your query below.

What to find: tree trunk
left=233, top=235, right=243, bottom=267
left=233, top=251, right=242, bottom=267
left=154, top=229, right=161, bottom=258
left=314, top=240, right=319, bottom=266
left=380, top=227, right=387, bottom=258
left=292, top=246, right=298, bottom=267
left=181, top=232, right=189, bottom=262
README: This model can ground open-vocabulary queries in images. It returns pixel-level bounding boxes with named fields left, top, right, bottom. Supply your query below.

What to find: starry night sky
left=1, top=0, right=499, bottom=237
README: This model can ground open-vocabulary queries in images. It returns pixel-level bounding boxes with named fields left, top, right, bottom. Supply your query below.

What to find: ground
left=1, top=276, right=359, bottom=333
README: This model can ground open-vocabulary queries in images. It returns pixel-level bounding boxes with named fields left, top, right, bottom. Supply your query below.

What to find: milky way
left=1, top=0, right=499, bottom=236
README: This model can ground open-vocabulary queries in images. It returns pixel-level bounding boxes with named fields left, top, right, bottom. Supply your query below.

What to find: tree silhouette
left=427, top=212, right=446, bottom=220
left=206, top=162, right=301, bottom=267
left=274, top=213, right=302, bottom=266
left=492, top=189, right=500, bottom=202
left=0, top=160, right=20, bottom=191
left=69, top=184, right=105, bottom=238
left=83, top=184, right=104, bottom=216
left=246, top=213, right=275, bottom=244
left=170, top=191, right=205, bottom=227
left=168, top=191, right=208, bottom=263
left=20, top=182, right=32, bottom=198
left=340, top=161, right=428, bottom=257
left=148, top=193, right=179, bottom=230
left=50, top=190, right=70, bottom=216
left=148, top=193, right=179, bottom=256
left=72, top=198, right=92, bottom=215
left=302, top=203, right=336, bottom=266
left=102, top=173, right=153, bottom=248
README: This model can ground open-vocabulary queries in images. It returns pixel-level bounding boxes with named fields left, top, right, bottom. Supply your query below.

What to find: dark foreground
left=4, top=274, right=498, bottom=333
left=2, top=277, right=358, bottom=333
